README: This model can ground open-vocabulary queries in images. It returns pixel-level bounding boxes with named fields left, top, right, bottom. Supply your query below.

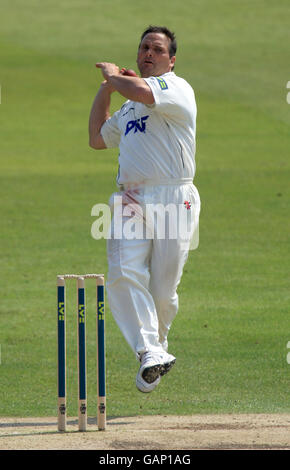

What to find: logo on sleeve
left=125, top=115, right=149, bottom=136
left=156, top=77, right=168, bottom=90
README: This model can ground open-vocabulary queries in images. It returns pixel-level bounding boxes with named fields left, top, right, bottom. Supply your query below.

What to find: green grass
left=0, top=0, right=289, bottom=419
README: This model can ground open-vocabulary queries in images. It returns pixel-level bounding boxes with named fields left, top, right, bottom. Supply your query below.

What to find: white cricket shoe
left=159, top=351, right=176, bottom=376
left=136, top=351, right=176, bottom=393
left=136, top=371, right=161, bottom=393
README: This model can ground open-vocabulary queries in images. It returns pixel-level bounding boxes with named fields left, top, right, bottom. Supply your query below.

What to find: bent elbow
left=89, top=134, right=106, bottom=150
left=89, top=139, right=98, bottom=149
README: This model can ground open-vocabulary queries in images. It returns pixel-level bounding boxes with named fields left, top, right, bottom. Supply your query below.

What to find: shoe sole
left=160, top=359, right=176, bottom=376
left=136, top=374, right=161, bottom=393
left=142, top=365, right=161, bottom=384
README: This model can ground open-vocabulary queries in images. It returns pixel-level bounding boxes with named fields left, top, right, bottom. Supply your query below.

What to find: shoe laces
left=141, top=351, right=160, bottom=366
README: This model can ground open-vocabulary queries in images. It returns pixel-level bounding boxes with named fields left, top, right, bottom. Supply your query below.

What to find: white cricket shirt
left=100, top=72, right=197, bottom=186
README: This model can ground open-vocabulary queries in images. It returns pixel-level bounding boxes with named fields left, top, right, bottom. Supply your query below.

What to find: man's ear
left=170, top=55, right=176, bottom=71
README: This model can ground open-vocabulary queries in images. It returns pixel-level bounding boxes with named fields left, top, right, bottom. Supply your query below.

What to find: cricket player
left=89, top=26, right=200, bottom=392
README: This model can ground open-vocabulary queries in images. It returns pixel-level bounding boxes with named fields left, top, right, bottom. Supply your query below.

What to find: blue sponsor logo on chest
left=125, top=115, right=149, bottom=136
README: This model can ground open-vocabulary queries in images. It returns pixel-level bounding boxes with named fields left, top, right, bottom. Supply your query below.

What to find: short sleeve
left=143, top=75, right=195, bottom=122
left=100, top=110, right=121, bottom=148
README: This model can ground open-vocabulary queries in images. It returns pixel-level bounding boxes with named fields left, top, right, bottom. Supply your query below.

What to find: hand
left=96, top=62, right=120, bottom=81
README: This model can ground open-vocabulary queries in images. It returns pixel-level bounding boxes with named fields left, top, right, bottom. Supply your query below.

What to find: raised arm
left=96, top=62, right=154, bottom=105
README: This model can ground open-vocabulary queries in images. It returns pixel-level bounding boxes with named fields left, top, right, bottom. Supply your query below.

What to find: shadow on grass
left=0, top=416, right=135, bottom=438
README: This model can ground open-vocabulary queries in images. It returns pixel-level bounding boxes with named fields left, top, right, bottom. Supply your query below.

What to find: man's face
left=137, top=32, right=176, bottom=78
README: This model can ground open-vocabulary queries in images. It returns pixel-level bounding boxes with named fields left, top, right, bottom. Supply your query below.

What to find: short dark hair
left=139, top=25, right=177, bottom=58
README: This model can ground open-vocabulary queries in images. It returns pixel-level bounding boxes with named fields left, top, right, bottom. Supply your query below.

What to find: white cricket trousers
left=106, top=181, right=200, bottom=357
